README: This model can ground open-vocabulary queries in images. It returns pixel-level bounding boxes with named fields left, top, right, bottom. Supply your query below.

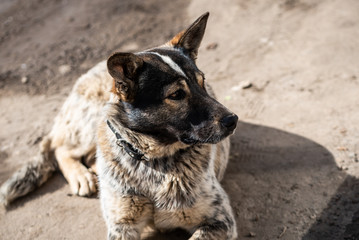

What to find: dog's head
left=107, top=12, right=238, bottom=145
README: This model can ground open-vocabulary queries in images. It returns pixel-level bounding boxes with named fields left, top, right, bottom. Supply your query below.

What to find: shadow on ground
left=303, top=176, right=359, bottom=240
left=223, top=121, right=359, bottom=239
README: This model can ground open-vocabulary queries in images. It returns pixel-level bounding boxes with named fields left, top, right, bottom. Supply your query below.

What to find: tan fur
left=48, top=60, right=112, bottom=196
left=169, top=30, right=185, bottom=46
left=0, top=12, right=237, bottom=240
left=195, top=72, right=205, bottom=89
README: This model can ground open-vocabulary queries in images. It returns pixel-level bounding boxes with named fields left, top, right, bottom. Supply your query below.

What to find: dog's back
left=0, top=61, right=112, bottom=205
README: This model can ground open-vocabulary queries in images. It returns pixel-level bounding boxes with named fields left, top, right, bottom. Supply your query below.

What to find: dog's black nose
left=220, top=114, right=238, bottom=131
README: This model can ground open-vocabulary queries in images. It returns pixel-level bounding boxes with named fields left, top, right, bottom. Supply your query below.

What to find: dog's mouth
left=179, top=133, right=229, bottom=145
left=179, top=114, right=238, bottom=145
left=179, top=122, right=238, bottom=145
left=180, top=137, right=200, bottom=145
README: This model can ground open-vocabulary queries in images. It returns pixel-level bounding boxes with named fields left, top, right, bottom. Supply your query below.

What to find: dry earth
left=1, top=0, right=359, bottom=239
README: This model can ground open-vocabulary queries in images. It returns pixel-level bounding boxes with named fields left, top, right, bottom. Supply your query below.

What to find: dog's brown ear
left=107, top=52, right=143, bottom=102
left=169, top=12, right=209, bottom=61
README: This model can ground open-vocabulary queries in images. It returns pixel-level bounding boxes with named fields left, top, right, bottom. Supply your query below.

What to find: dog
left=0, top=12, right=238, bottom=239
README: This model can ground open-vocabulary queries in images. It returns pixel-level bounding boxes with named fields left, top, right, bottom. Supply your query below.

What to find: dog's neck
left=106, top=119, right=188, bottom=160
left=106, top=120, right=149, bottom=161
left=104, top=93, right=190, bottom=160
left=105, top=104, right=189, bottom=160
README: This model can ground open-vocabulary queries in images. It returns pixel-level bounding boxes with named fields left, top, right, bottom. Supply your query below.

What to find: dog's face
left=107, top=13, right=238, bottom=145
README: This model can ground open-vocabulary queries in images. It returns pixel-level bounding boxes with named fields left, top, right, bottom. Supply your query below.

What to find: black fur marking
left=108, top=48, right=236, bottom=146
left=108, top=233, right=117, bottom=240
left=212, top=193, right=223, bottom=206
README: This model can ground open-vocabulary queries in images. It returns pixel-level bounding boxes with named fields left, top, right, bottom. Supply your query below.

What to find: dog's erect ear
left=169, top=12, right=209, bottom=61
left=107, top=52, right=143, bottom=102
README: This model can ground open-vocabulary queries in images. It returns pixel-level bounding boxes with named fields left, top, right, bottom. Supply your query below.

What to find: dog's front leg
left=55, top=146, right=97, bottom=196
left=190, top=220, right=236, bottom=240
left=189, top=187, right=237, bottom=240
left=101, top=186, right=153, bottom=240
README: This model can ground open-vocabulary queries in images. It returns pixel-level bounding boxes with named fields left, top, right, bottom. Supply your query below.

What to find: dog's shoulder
left=50, top=61, right=112, bottom=149
left=72, top=60, right=112, bottom=102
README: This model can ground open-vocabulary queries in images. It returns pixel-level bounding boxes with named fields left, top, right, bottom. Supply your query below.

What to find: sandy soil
left=1, top=0, right=359, bottom=239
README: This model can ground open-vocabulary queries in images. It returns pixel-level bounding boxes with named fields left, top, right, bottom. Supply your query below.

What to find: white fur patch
left=149, top=52, right=187, bottom=78
left=209, top=144, right=217, bottom=169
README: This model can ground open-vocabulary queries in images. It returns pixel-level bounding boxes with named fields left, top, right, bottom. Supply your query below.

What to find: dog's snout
left=220, top=114, right=238, bottom=131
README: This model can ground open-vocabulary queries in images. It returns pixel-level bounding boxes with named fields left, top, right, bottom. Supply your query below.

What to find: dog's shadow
left=145, top=121, right=359, bottom=239
left=222, top=121, right=359, bottom=239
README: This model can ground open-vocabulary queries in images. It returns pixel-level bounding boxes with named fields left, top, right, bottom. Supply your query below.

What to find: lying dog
left=1, top=12, right=238, bottom=239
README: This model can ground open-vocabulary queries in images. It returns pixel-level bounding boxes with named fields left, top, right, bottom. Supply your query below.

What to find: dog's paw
left=67, top=165, right=97, bottom=197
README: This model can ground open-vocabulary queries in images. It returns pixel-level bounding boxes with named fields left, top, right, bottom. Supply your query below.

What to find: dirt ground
left=1, top=0, right=359, bottom=239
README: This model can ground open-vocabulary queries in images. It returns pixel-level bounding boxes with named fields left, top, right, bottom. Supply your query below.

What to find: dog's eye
left=167, top=90, right=186, bottom=100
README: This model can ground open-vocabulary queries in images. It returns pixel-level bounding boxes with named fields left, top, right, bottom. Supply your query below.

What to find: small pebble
left=59, top=65, right=71, bottom=75
left=248, top=231, right=256, bottom=237
left=337, top=146, right=348, bottom=151
left=206, top=42, right=218, bottom=50
left=21, top=63, right=27, bottom=70
left=241, top=81, right=253, bottom=89
left=231, top=81, right=253, bottom=91
left=21, top=76, right=28, bottom=84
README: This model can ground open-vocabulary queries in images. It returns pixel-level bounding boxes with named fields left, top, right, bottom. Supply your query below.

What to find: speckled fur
left=98, top=13, right=237, bottom=239
left=97, top=122, right=236, bottom=239
left=0, top=12, right=237, bottom=240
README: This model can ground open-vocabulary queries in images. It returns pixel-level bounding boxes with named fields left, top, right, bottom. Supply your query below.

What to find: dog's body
left=1, top=13, right=238, bottom=239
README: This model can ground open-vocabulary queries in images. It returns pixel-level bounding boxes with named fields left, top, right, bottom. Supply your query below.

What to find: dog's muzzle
left=180, top=113, right=238, bottom=145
